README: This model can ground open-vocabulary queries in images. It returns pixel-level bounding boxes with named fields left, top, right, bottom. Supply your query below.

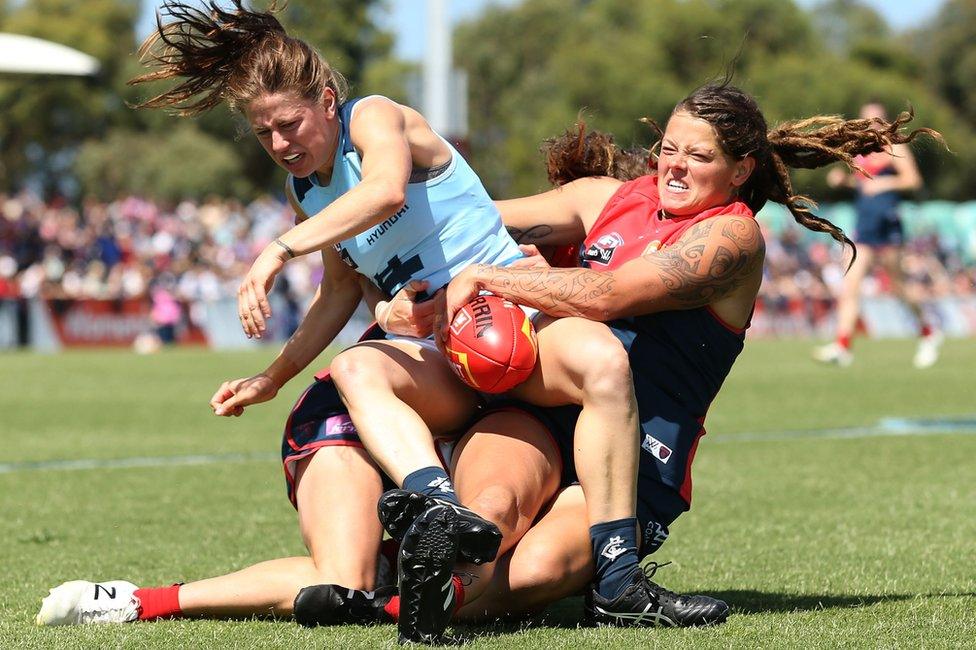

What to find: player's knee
left=330, top=348, right=388, bottom=395
left=578, top=334, right=631, bottom=401
left=466, top=484, right=521, bottom=536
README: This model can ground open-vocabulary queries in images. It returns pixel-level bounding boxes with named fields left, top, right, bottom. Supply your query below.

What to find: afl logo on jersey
left=582, top=232, right=624, bottom=266
left=641, top=434, right=672, bottom=464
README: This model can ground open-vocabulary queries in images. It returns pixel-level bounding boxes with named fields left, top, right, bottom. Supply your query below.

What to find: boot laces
left=639, top=561, right=680, bottom=604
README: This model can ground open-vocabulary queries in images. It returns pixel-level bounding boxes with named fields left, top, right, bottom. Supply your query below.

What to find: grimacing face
left=656, top=111, right=755, bottom=216
left=246, top=89, right=339, bottom=180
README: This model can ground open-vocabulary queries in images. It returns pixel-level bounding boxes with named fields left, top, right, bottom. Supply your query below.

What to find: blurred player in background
left=814, top=101, right=944, bottom=368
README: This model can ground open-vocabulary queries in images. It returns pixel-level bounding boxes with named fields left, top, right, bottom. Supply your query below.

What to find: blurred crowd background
left=1, top=0, right=974, bottom=346
left=3, top=190, right=973, bottom=335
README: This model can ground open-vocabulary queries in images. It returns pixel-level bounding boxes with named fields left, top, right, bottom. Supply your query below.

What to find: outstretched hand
left=210, top=374, right=279, bottom=417
left=238, top=245, right=289, bottom=338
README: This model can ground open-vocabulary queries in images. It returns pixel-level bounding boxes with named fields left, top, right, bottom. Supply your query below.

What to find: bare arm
left=211, top=244, right=362, bottom=415
left=270, top=180, right=364, bottom=383
left=442, top=215, right=764, bottom=328
left=497, top=176, right=621, bottom=246
left=264, top=246, right=364, bottom=387
left=882, top=142, right=923, bottom=192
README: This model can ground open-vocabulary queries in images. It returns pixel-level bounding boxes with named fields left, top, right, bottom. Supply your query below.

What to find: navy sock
left=402, top=466, right=460, bottom=505
left=590, top=517, right=641, bottom=599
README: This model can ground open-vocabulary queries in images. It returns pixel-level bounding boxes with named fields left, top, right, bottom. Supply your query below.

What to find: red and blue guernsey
left=580, top=175, right=755, bottom=507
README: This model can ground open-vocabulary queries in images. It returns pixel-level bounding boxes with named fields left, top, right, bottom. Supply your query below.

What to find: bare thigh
left=511, top=316, right=631, bottom=407
left=331, top=338, right=481, bottom=435
left=294, top=445, right=386, bottom=589
left=451, top=410, right=563, bottom=555
left=456, top=485, right=593, bottom=621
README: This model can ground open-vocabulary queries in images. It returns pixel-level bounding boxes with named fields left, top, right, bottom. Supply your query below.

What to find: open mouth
left=282, top=153, right=303, bottom=165
left=666, top=179, right=689, bottom=193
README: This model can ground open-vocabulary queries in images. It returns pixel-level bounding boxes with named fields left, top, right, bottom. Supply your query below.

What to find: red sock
left=381, top=575, right=466, bottom=622
left=451, top=574, right=466, bottom=611
left=134, top=585, right=183, bottom=621
left=383, top=595, right=400, bottom=621
left=837, top=334, right=852, bottom=350
left=920, top=324, right=932, bottom=338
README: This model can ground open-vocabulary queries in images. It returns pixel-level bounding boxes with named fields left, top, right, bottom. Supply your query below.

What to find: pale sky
left=138, top=0, right=945, bottom=61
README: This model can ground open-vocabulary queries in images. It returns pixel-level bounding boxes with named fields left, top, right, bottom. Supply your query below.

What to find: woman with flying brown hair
left=36, top=74, right=938, bottom=642
left=36, top=1, right=671, bottom=644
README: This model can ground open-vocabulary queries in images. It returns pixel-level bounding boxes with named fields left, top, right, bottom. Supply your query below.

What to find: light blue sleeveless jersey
left=289, top=96, right=523, bottom=298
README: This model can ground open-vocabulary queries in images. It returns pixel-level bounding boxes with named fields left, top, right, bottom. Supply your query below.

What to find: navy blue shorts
left=482, top=398, right=688, bottom=559
left=855, top=196, right=903, bottom=246
left=280, top=369, right=396, bottom=507
left=281, top=368, right=466, bottom=508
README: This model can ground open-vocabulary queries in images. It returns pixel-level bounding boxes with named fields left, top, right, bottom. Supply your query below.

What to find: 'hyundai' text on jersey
left=289, top=96, right=523, bottom=298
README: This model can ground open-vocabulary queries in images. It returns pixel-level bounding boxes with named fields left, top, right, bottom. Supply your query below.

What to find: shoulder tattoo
left=643, top=218, right=764, bottom=307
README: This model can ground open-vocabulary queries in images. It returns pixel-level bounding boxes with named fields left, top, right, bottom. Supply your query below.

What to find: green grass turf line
left=1, top=339, right=974, bottom=647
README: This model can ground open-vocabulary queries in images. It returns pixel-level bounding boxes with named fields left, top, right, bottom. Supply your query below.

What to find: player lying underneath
left=37, top=83, right=938, bottom=644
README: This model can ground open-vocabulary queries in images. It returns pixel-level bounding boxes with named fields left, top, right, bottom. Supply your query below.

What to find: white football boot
left=36, top=580, right=140, bottom=626
left=913, top=331, right=944, bottom=369
left=812, top=342, right=853, bottom=367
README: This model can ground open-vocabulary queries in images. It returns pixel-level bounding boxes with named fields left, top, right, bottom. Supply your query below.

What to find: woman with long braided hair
left=374, top=81, right=941, bottom=630
left=35, top=30, right=940, bottom=638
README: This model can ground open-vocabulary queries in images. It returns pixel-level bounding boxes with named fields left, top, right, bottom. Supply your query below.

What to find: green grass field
left=2, top=339, right=975, bottom=648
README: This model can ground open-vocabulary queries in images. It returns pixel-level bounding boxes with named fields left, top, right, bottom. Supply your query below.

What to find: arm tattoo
left=505, top=224, right=555, bottom=244
left=643, top=218, right=764, bottom=308
left=480, top=217, right=762, bottom=318
left=478, top=265, right=616, bottom=318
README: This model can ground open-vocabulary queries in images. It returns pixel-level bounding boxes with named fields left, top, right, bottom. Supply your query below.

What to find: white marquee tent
left=0, top=33, right=99, bottom=76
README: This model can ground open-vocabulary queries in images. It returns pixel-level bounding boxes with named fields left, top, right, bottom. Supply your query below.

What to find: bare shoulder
left=645, top=214, right=764, bottom=305
left=348, top=95, right=403, bottom=130
left=563, top=175, right=623, bottom=194
left=564, top=176, right=625, bottom=230
left=679, top=214, right=764, bottom=254
left=716, top=214, right=764, bottom=253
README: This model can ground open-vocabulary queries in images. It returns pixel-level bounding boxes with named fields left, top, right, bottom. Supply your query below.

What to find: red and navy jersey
left=854, top=150, right=896, bottom=181
left=579, top=175, right=754, bottom=270
left=852, top=151, right=901, bottom=237
left=581, top=175, right=755, bottom=504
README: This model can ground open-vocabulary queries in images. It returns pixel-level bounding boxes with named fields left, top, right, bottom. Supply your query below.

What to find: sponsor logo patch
left=427, top=476, right=455, bottom=494
left=641, top=434, right=673, bottom=464
left=324, top=414, right=357, bottom=436
left=582, top=231, right=624, bottom=265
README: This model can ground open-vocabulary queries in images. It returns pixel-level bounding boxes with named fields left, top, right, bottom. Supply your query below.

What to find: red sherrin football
left=445, top=294, right=538, bottom=393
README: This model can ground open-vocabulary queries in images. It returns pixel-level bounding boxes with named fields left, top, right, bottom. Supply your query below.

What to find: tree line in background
left=1, top=0, right=974, bottom=202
